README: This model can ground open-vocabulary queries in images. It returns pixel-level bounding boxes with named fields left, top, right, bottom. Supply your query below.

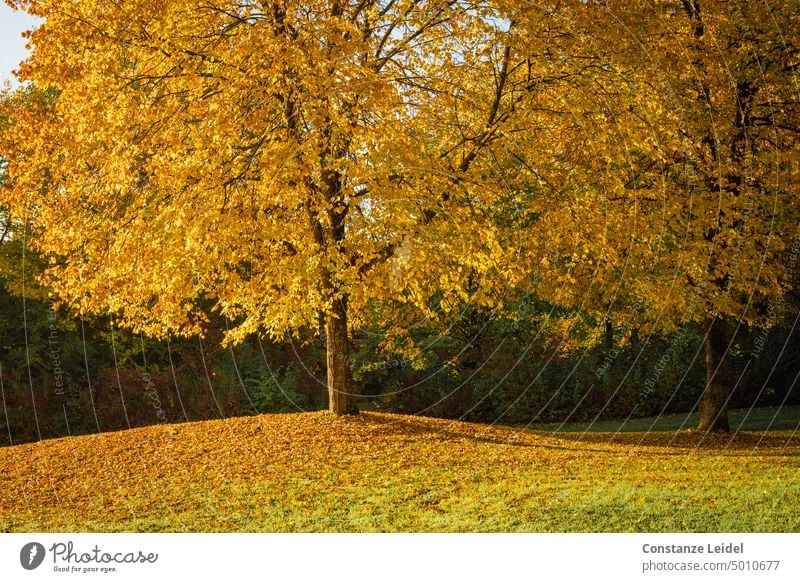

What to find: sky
left=0, top=3, right=42, bottom=85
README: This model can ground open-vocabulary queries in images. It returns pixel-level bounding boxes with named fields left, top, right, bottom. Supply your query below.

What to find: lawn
left=531, top=405, right=800, bottom=433
left=1, top=411, right=798, bottom=532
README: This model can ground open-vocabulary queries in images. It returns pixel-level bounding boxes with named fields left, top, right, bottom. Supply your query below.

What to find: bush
left=215, top=342, right=307, bottom=414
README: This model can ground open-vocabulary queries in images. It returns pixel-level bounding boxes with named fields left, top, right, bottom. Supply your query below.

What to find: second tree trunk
left=698, top=316, right=731, bottom=432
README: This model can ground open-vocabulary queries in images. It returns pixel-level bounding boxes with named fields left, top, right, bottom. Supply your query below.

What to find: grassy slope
left=1, top=411, right=798, bottom=532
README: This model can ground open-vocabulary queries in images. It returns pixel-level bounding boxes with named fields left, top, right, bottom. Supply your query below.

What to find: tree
left=1, top=0, right=593, bottom=414
left=511, top=0, right=800, bottom=430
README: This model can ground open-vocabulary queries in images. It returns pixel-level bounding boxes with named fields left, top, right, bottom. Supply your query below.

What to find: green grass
left=1, top=411, right=798, bottom=532
left=531, top=405, right=800, bottom=433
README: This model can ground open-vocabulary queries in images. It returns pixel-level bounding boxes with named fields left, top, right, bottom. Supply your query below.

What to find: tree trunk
left=325, top=297, right=357, bottom=415
left=698, top=316, right=731, bottom=431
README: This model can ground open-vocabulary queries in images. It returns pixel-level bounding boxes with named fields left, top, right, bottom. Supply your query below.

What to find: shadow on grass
left=353, top=411, right=800, bottom=456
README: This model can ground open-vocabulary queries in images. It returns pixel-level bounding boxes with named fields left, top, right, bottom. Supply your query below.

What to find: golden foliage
left=0, top=0, right=798, bottom=352
left=2, top=0, right=549, bottom=344
left=507, top=0, right=800, bottom=332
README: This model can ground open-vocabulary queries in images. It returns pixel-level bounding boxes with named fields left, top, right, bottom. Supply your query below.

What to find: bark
left=325, top=297, right=358, bottom=415
left=698, top=316, right=731, bottom=431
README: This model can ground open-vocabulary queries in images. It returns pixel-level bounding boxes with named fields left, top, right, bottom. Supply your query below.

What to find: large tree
left=1, top=0, right=599, bottom=414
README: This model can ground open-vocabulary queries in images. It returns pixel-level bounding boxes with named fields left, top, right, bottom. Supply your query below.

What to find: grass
left=0, top=411, right=798, bottom=532
left=531, top=404, right=800, bottom=433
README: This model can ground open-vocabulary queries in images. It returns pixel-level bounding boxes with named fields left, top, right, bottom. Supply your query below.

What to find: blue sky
left=0, top=3, right=41, bottom=85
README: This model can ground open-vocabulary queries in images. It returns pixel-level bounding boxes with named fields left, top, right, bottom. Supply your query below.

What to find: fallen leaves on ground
left=0, top=412, right=798, bottom=532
